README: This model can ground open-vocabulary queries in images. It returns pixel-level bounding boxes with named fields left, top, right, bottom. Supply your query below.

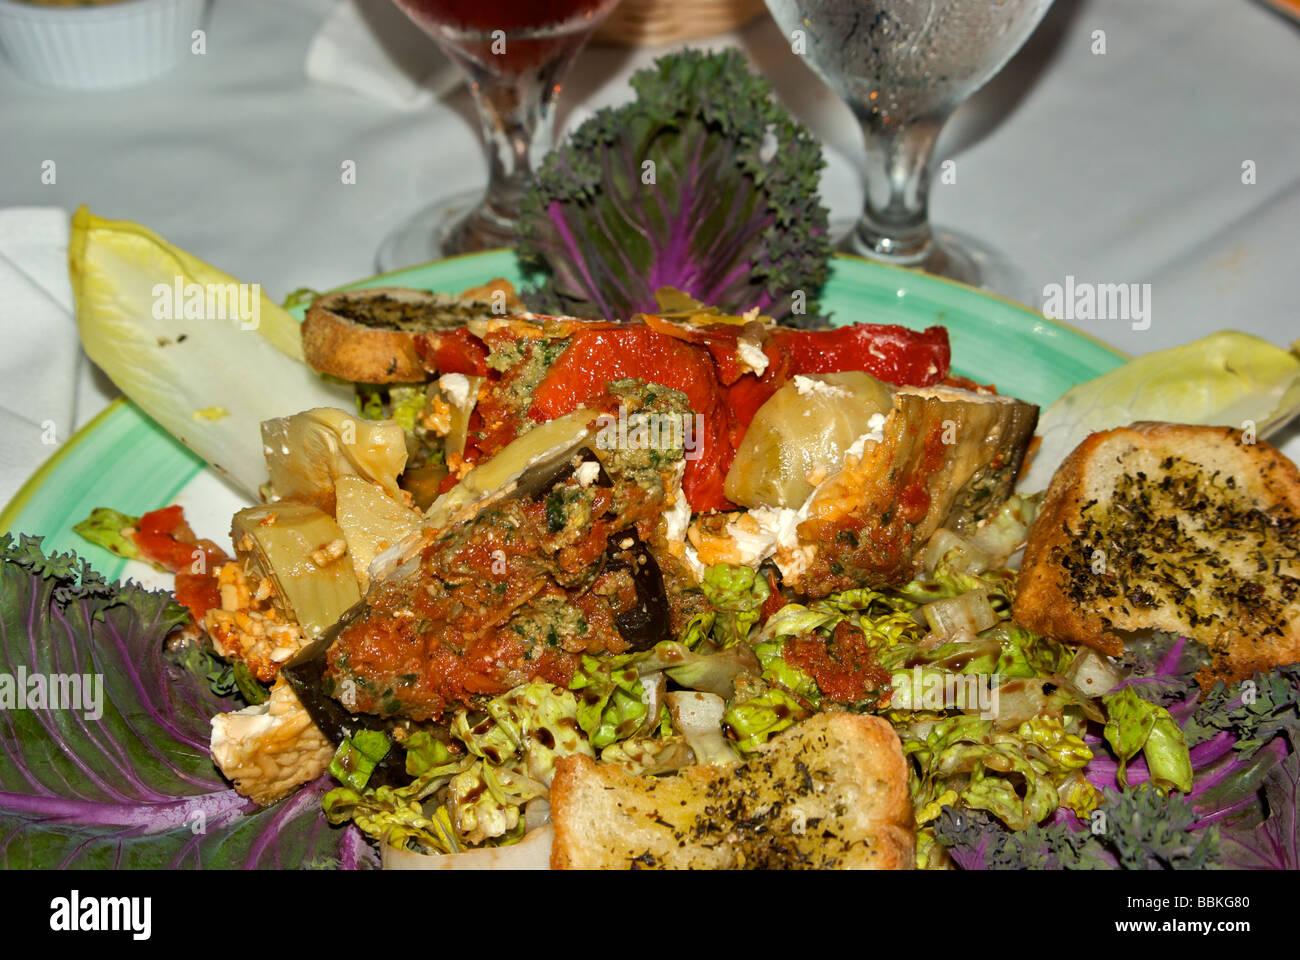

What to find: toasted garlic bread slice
left=301, top=279, right=523, bottom=383
left=1014, top=422, right=1300, bottom=687
left=549, top=712, right=914, bottom=870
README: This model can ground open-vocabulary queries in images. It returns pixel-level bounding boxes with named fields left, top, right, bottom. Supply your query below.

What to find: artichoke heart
left=231, top=502, right=361, bottom=641
left=333, top=476, right=424, bottom=592
left=725, top=372, right=895, bottom=509
left=261, top=407, right=407, bottom=515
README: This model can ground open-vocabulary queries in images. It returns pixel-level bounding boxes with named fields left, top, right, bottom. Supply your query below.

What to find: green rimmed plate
left=1, top=250, right=1126, bottom=577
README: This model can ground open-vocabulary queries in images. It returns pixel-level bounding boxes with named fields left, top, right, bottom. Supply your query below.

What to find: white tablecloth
left=1, top=0, right=1297, bottom=506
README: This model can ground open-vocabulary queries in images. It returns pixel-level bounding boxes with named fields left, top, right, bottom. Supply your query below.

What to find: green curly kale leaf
left=1183, top=666, right=1300, bottom=755
left=934, top=787, right=1220, bottom=870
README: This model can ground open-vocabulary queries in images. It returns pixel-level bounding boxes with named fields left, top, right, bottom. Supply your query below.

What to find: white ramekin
left=0, top=0, right=209, bottom=91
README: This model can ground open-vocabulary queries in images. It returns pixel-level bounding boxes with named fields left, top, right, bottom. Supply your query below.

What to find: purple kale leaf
left=1080, top=633, right=1300, bottom=867
left=517, top=49, right=831, bottom=323
left=0, top=534, right=376, bottom=869
left=939, top=633, right=1299, bottom=870
left=1217, top=745, right=1299, bottom=869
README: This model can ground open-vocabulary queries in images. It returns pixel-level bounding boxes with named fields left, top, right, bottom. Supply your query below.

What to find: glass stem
left=463, top=66, right=558, bottom=230
left=850, top=112, right=947, bottom=265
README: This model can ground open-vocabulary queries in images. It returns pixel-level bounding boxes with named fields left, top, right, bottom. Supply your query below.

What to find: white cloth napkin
left=305, top=0, right=463, bottom=109
left=0, top=207, right=81, bottom=510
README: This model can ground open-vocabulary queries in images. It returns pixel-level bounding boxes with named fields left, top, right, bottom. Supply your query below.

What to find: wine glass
left=377, top=0, right=621, bottom=270
left=765, top=0, right=1053, bottom=298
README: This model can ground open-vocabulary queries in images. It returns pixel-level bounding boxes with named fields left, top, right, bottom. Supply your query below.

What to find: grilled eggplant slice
left=793, top=386, right=1037, bottom=595
left=601, top=528, right=670, bottom=653
left=279, top=603, right=414, bottom=788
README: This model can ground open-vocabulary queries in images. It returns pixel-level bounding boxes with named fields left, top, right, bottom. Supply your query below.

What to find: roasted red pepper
left=133, top=506, right=226, bottom=572
left=174, top=572, right=223, bottom=625
left=766, top=324, right=949, bottom=386
left=639, top=315, right=753, bottom=385
left=412, top=327, right=489, bottom=376
left=131, top=506, right=229, bottom=622
left=759, top=569, right=785, bottom=625
left=425, top=317, right=951, bottom=514
left=529, top=326, right=735, bottom=512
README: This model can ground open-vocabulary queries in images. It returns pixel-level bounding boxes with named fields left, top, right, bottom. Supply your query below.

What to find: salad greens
left=450, top=682, right=592, bottom=785
left=571, top=655, right=652, bottom=750
left=329, top=731, right=393, bottom=792
left=907, top=714, right=1097, bottom=835
left=1101, top=686, right=1193, bottom=793
left=322, top=761, right=467, bottom=855
left=325, top=682, right=594, bottom=852
left=698, top=563, right=770, bottom=649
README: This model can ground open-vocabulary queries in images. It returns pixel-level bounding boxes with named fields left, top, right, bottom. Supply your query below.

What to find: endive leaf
left=1018, top=331, right=1300, bottom=493
left=69, top=206, right=353, bottom=500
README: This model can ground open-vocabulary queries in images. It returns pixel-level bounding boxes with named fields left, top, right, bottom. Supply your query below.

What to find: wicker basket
left=594, top=0, right=767, bottom=46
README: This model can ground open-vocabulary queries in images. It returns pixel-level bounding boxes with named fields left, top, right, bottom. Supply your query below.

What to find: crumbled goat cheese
left=745, top=504, right=814, bottom=580
left=737, top=338, right=769, bottom=377
left=720, top=515, right=776, bottom=568
left=663, top=490, right=691, bottom=543
left=682, top=542, right=706, bottom=581
left=845, top=413, right=888, bottom=459
left=439, top=372, right=472, bottom=408
left=793, top=375, right=851, bottom=398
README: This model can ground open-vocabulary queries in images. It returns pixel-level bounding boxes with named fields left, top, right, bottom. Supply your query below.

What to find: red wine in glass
left=398, top=0, right=614, bottom=72
left=378, top=0, right=620, bottom=268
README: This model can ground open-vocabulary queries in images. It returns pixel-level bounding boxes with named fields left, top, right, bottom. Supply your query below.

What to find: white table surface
left=1, top=0, right=1298, bottom=507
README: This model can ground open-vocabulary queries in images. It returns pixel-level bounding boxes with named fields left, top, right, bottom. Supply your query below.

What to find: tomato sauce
left=782, top=621, right=891, bottom=704
left=326, top=478, right=659, bottom=721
